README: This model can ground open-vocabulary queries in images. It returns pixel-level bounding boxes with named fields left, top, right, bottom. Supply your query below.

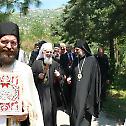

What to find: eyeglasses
left=0, top=40, right=18, bottom=47
left=45, top=51, right=53, bottom=54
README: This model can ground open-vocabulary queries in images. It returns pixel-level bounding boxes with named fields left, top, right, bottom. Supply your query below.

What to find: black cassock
left=31, top=58, right=60, bottom=126
left=70, top=56, right=101, bottom=126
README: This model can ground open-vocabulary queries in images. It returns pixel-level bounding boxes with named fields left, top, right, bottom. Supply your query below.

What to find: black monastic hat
left=74, top=39, right=92, bottom=56
left=0, top=22, right=20, bottom=48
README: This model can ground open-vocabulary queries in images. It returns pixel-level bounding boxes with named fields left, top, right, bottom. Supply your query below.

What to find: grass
left=102, top=73, right=126, bottom=122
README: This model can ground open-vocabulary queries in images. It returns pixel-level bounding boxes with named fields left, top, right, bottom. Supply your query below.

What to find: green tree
left=55, top=0, right=126, bottom=78
left=0, top=13, right=9, bottom=22
left=0, top=0, right=41, bottom=15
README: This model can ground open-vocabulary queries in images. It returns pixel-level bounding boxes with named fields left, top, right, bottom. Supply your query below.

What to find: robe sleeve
left=85, top=58, right=101, bottom=118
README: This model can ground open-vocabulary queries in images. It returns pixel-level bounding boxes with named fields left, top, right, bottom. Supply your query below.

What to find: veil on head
left=36, top=42, right=53, bottom=60
left=74, top=39, right=92, bottom=56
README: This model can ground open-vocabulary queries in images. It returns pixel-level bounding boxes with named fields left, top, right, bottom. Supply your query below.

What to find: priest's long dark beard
left=0, top=52, right=17, bottom=66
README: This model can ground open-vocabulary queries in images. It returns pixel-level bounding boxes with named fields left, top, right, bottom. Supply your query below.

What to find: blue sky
left=0, top=0, right=69, bottom=12
left=35, top=0, right=69, bottom=9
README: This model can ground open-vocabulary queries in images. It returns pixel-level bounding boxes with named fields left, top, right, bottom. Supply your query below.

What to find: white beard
left=44, top=56, right=52, bottom=65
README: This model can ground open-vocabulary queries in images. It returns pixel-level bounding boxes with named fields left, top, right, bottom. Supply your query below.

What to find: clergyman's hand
left=15, top=112, right=28, bottom=122
left=67, top=77, right=71, bottom=85
left=7, top=111, right=28, bottom=122
left=54, top=70, right=60, bottom=77
left=38, top=73, right=45, bottom=80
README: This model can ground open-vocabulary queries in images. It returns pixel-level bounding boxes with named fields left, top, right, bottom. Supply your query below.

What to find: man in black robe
left=52, top=43, right=61, bottom=63
left=60, top=44, right=76, bottom=113
left=69, top=40, right=101, bottom=126
left=95, top=47, right=110, bottom=107
left=0, top=22, right=44, bottom=126
left=31, top=42, right=62, bottom=126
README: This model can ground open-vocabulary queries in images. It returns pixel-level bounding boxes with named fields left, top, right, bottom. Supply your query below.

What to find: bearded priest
left=0, top=22, right=44, bottom=126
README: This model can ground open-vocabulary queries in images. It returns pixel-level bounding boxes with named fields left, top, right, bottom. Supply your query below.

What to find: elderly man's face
left=0, top=35, right=18, bottom=66
left=43, top=49, right=53, bottom=64
left=60, top=46, right=66, bottom=54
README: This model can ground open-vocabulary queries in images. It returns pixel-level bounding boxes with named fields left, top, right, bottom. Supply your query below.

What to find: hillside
left=9, top=8, right=63, bottom=51
left=10, top=8, right=63, bottom=31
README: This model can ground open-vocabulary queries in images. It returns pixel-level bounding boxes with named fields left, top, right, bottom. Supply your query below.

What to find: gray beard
left=44, top=57, right=52, bottom=65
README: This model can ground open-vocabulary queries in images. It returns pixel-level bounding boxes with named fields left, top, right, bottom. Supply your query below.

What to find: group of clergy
left=0, top=21, right=101, bottom=126
left=29, top=39, right=101, bottom=126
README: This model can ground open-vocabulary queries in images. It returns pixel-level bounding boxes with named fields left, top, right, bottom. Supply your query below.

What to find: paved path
left=57, top=110, right=70, bottom=126
left=57, top=110, right=124, bottom=126
left=91, top=112, right=124, bottom=126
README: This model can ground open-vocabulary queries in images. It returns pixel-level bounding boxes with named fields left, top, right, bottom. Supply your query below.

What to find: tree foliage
left=0, top=0, right=41, bottom=15
left=51, top=0, right=126, bottom=77
left=0, top=13, right=9, bottom=22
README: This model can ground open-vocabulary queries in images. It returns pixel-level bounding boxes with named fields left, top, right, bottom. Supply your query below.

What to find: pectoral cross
left=43, top=64, right=49, bottom=84
left=43, top=64, right=49, bottom=74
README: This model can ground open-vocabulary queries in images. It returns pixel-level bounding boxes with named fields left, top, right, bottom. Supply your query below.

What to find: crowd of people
left=0, top=21, right=111, bottom=126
